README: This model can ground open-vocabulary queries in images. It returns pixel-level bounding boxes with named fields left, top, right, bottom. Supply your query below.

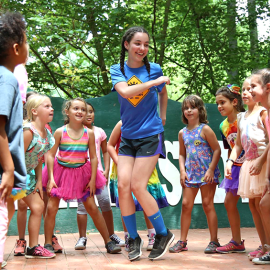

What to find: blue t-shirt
left=0, top=66, right=27, bottom=189
left=110, top=62, right=165, bottom=139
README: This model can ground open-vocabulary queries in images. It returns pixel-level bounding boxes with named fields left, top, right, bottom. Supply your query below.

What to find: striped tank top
left=57, top=125, right=89, bottom=168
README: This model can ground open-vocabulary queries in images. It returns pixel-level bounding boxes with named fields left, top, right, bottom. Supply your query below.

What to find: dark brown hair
left=120, top=26, right=150, bottom=77
left=0, top=12, right=26, bottom=58
left=215, top=86, right=245, bottom=112
left=182, top=95, right=208, bottom=124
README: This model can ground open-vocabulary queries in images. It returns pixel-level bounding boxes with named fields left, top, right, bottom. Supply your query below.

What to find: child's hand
left=180, top=171, right=188, bottom=188
left=249, top=159, right=263, bottom=175
left=262, top=181, right=270, bottom=197
left=85, top=180, right=96, bottom=198
left=155, top=76, right=170, bottom=86
left=204, top=169, right=214, bottom=183
left=0, top=171, right=14, bottom=203
left=47, top=179, right=58, bottom=196
left=33, top=181, right=43, bottom=200
left=102, top=171, right=109, bottom=185
left=225, top=162, right=233, bottom=179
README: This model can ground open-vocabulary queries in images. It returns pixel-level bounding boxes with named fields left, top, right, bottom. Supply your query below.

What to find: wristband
left=226, top=158, right=234, bottom=163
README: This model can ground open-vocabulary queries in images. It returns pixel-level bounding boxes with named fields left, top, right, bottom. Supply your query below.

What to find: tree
left=1, top=0, right=269, bottom=102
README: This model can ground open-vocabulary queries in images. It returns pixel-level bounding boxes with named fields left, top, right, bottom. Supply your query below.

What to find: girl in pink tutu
left=226, top=78, right=269, bottom=261
left=249, top=69, right=270, bottom=265
left=42, top=98, right=121, bottom=254
left=215, top=84, right=246, bottom=254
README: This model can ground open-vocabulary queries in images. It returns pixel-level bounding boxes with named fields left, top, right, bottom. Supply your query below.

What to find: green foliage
left=1, top=0, right=270, bottom=102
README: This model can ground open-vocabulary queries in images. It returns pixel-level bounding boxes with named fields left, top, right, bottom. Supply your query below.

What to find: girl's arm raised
left=158, top=86, right=168, bottom=126
left=100, top=138, right=110, bottom=183
left=179, top=130, right=188, bottom=188
left=107, top=121, right=122, bottom=165
left=250, top=110, right=269, bottom=175
left=114, top=76, right=170, bottom=99
left=87, top=129, right=98, bottom=197
left=46, top=128, right=62, bottom=195
left=225, top=122, right=243, bottom=179
left=202, top=126, right=221, bottom=183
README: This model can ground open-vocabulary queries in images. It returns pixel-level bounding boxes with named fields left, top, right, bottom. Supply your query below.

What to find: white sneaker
left=75, top=237, right=87, bottom=250
left=147, top=233, right=156, bottom=251
left=110, top=234, right=125, bottom=247
left=1, top=261, right=7, bottom=269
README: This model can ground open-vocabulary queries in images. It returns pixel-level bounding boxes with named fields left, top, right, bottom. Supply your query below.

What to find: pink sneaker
left=14, top=239, right=26, bottom=256
left=147, top=233, right=156, bottom=251
left=25, top=245, right=56, bottom=259
left=52, top=235, right=63, bottom=253
left=248, top=246, right=262, bottom=261
left=216, top=239, right=245, bottom=254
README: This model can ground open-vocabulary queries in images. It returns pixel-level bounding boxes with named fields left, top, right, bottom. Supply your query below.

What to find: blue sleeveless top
left=183, top=124, right=220, bottom=187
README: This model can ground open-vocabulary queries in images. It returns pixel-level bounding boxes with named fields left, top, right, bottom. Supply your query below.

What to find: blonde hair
left=182, top=95, right=208, bottom=124
left=25, top=94, right=50, bottom=121
left=62, top=97, right=86, bottom=124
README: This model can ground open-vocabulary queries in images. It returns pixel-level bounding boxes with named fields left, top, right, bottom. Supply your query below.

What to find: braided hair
left=120, top=26, right=151, bottom=77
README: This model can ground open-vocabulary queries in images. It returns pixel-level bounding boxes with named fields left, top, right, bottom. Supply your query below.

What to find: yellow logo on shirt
left=127, top=75, right=150, bottom=107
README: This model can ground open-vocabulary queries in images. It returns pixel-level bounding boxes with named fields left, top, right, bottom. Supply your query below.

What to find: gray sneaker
left=128, top=236, right=144, bottom=261
left=253, top=252, right=270, bottom=265
left=44, top=244, right=55, bottom=253
left=75, top=237, right=87, bottom=250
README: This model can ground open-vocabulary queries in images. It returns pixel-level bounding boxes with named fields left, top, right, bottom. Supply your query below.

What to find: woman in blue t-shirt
left=110, top=26, right=174, bottom=261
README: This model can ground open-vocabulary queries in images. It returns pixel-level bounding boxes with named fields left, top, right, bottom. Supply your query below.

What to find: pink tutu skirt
left=42, top=159, right=106, bottom=202
left=237, top=158, right=268, bottom=199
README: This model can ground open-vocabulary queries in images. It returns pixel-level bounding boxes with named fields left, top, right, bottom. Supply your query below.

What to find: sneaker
left=25, top=245, right=56, bottom=259
left=52, top=235, right=63, bottom=253
left=253, top=252, right=270, bottom=265
left=216, top=239, right=245, bottom=254
left=14, top=239, right=26, bottom=256
left=128, top=236, right=143, bottom=261
left=125, top=235, right=130, bottom=252
left=75, top=237, right=87, bottom=250
left=1, top=261, right=7, bottom=268
left=105, top=240, right=122, bottom=254
left=110, top=234, right=125, bottom=247
left=44, top=244, right=55, bottom=253
left=248, top=246, right=263, bottom=261
left=169, top=240, right=188, bottom=253
left=204, top=241, right=220, bottom=254
left=147, top=233, right=156, bottom=251
left=148, top=229, right=175, bottom=260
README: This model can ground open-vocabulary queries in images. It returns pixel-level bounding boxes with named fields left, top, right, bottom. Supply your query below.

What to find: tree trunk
left=247, top=0, right=258, bottom=67
left=157, top=0, right=172, bottom=66
left=227, top=0, right=238, bottom=83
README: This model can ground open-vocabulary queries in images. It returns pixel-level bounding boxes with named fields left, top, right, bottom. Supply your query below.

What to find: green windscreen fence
left=8, top=92, right=253, bottom=235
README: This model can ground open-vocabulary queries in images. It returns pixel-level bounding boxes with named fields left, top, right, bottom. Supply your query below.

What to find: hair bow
left=227, top=84, right=241, bottom=95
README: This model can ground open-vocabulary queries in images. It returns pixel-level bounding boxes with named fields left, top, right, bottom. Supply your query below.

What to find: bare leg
left=200, top=184, right=218, bottom=243
left=102, top=210, right=114, bottom=236
left=23, top=193, right=44, bottom=247
left=249, top=198, right=267, bottom=252
left=77, top=214, right=87, bottom=238
left=130, top=155, right=160, bottom=216
left=117, top=156, right=135, bottom=216
left=83, top=197, right=110, bottom=245
left=17, top=199, right=27, bottom=240
left=6, top=198, right=15, bottom=226
left=121, top=216, right=127, bottom=232
left=143, top=211, right=154, bottom=229
left=180, top=187, right=198, bottom=241
left=224, top=192, right=241, bottom=244
left=44, top=197, right=60, bottom=245
left=260, top=192, right=270, bottom=248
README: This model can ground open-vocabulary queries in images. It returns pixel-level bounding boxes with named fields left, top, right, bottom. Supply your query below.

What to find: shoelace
left=128, top=239, right=135, bottom=251
left=111, top=234, right=121, bottom=243
left=152, top=235, right=161, bottom=249
left=174, top=241, right=186, bottom=250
